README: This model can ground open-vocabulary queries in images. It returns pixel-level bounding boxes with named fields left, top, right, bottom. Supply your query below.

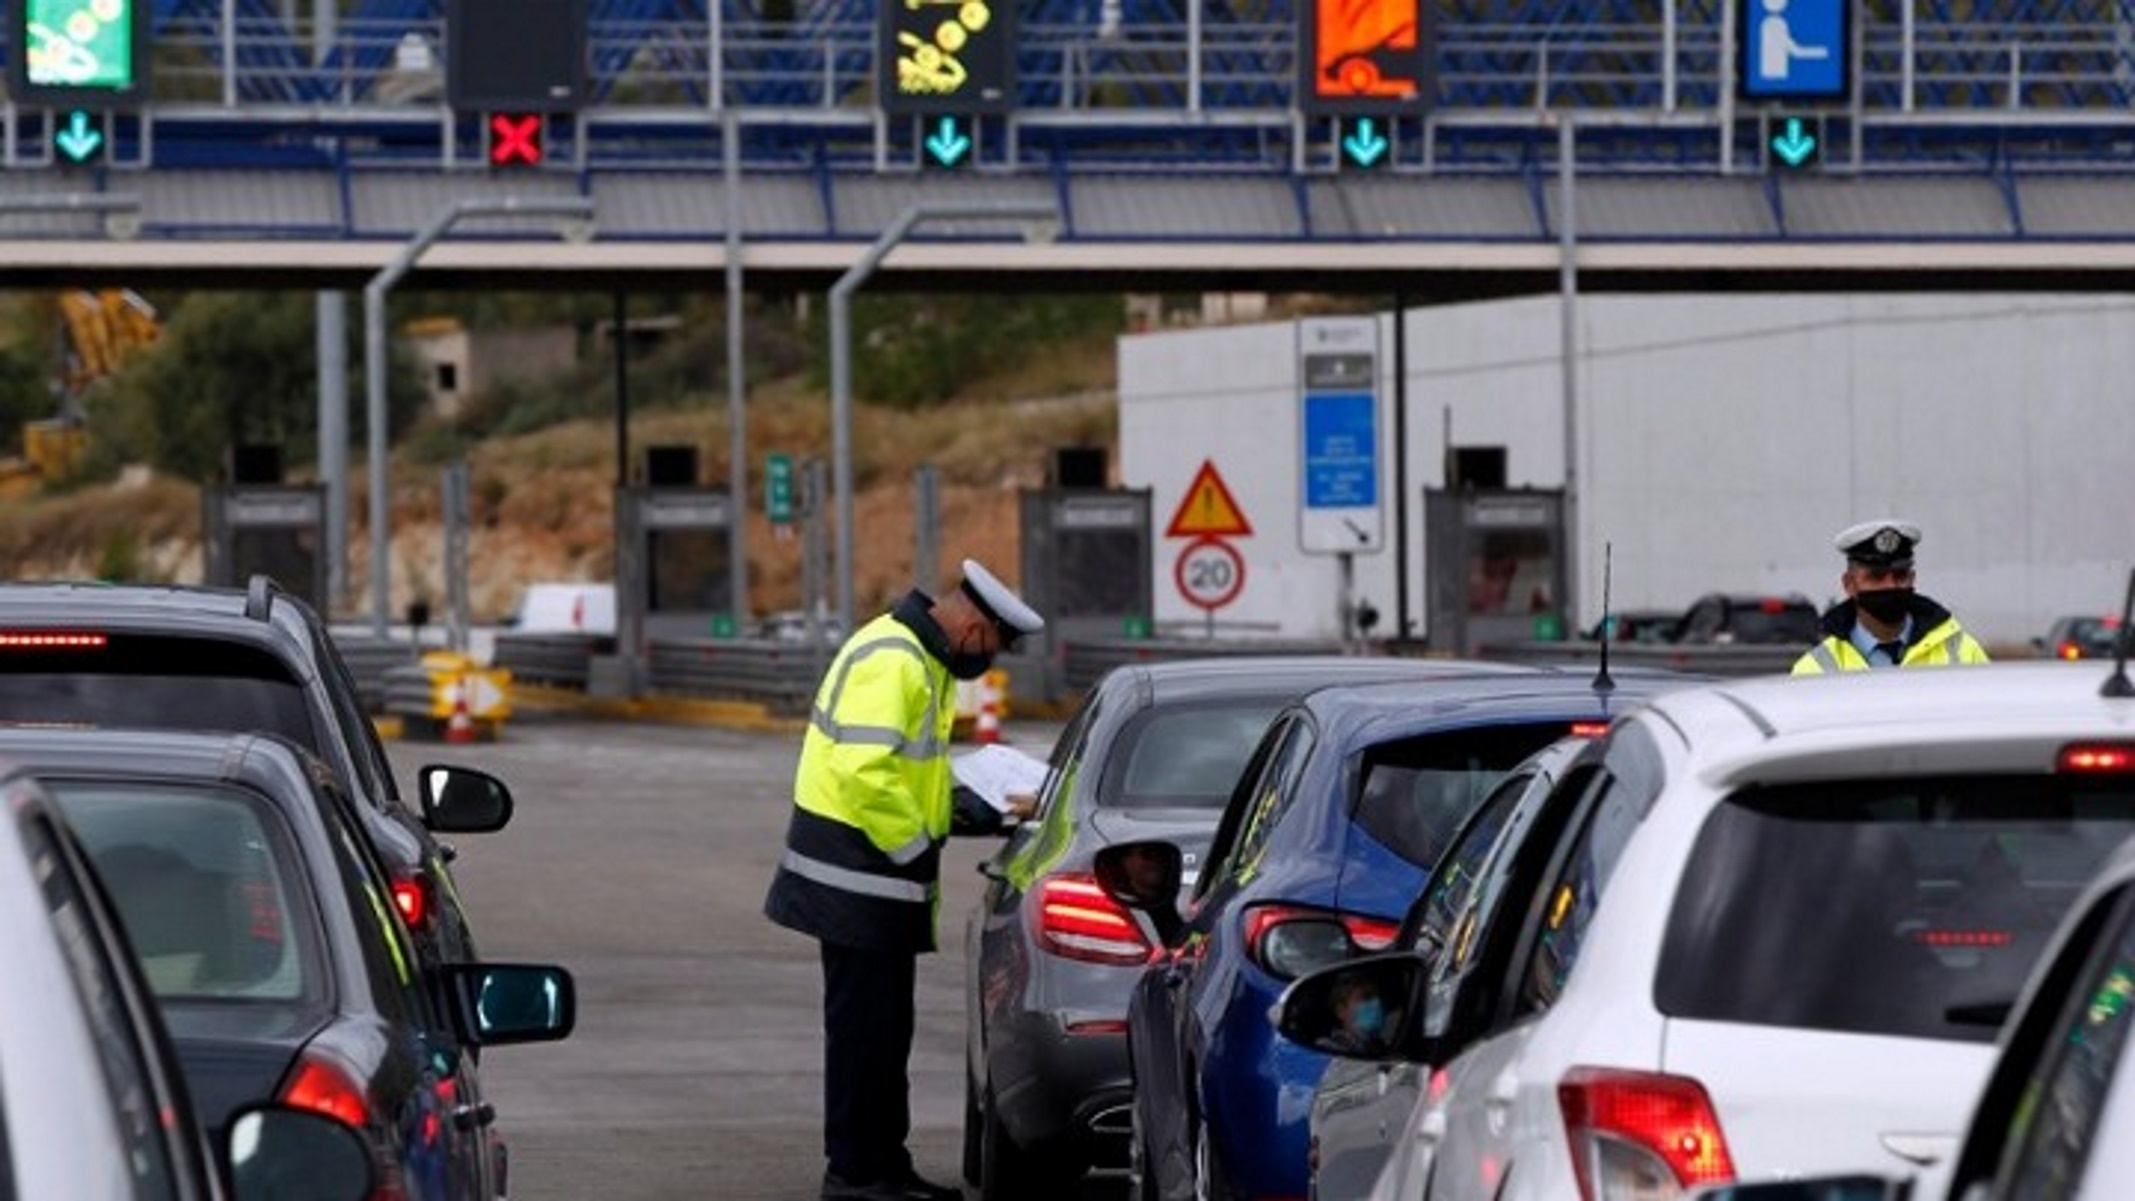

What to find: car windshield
left=1113, top=700, right=1289, bottom=810
left=1656, top=775, right=2135, bottom=1043
left=0, top=635, right=317, bottom=749
left=52, top=782, right=319, bottom=1004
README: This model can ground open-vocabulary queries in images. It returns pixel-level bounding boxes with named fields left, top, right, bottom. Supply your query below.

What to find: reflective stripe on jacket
left=1791, top=614, right=1991, bottom=675
left=764, top=610, right=956, bottom=952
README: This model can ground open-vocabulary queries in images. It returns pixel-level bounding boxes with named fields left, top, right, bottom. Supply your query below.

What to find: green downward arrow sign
left=923, top=116, right=972, bottom=168
left=1771, top=117, right=1819, bottom=168
left=55, top=111, right=105, bottom=164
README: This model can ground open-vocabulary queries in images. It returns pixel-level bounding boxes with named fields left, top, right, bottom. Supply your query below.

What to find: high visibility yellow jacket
left=764, top=602, right=958, bottom=953
left=1791, top=594, right=1991, bottom=675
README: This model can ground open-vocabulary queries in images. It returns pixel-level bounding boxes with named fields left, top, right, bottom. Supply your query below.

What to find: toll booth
left=1423, top=487, right=1569, bottom=655
left=202, top=484, right=328, bottom=612
left=1017, top=487, right=1154, bottom=702
left=615, top=486, right=734, bottom=648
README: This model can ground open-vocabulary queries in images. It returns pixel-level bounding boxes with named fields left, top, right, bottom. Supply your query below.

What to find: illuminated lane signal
left=54, top=109, right=105, bottom=164
left=1769, top=115, right=1822, bottom=170
left=922, top=114, right=974, bottom=169
left=1300, top=0, right=1434, bottom=117
left=1338, top=115, right=1391, bottom=169
left=881, top=0, right=1014, bottom=116
left=488, top=112, right=545, bottom=168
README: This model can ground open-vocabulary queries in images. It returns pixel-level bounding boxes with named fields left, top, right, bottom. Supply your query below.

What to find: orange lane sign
left=1165, top=460, right=1253, bottom=539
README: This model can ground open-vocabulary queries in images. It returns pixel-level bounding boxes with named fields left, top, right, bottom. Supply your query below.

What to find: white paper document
left=951, top=744, right=1051, bottom=814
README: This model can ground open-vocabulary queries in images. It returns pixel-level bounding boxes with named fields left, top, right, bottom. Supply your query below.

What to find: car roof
left=1287, top=670, right=1689, bottom=744
left=0, top=579, right=320, bottom=645
left=0, top=726, right=323, bottom=800
left=1638, top=661, right=2135, bottom=787
left=1103, top=655, right=1536, bottom=704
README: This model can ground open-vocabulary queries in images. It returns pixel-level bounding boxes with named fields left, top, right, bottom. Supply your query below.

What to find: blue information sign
left=1738, top=0, right=1848, bottom=101
left=1303, top=392, right=1377, bottom=508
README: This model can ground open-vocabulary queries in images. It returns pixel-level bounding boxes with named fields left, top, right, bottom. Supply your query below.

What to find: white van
left=505, top=582, right=617, bottom=636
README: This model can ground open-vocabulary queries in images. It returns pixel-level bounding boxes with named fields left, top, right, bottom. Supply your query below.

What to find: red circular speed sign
left=1174, top=537, right=1245, bottom=611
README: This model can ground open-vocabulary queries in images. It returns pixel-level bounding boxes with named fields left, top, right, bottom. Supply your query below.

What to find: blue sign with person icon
left=1738, top=0, right=1848, bottom=101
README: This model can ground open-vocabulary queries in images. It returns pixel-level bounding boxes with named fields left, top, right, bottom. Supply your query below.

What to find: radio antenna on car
left=2103, top=567, right=2135, bottom=698
left=1592, top=542, right=1616, bottom=695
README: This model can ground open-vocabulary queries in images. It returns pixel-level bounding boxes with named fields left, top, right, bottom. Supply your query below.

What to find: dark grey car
left=961, top=654, right=1534, bottom=1200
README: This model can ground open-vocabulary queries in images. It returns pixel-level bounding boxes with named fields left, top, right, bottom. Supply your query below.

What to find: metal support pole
left=444, top=458, right=471, bottom=653
left=803, top=458, right=830, bottom=680
left=725, top=112, right=750, bottom=624
left=364, top=196, right=596, bottom=637
left=317, top=292, right=348, bottom=612
left=914, top=464, right=940, bottom=596
left=827, top=199, right=1061, bottom=632
left=1557, top=116, right=1582, bottom=632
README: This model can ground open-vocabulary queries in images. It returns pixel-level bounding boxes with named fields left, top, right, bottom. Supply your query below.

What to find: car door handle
left=453, top=1102, right=497, bottom=1131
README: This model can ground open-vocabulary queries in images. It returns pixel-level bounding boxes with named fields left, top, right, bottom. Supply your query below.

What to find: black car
left=1, top=758, right=376, bottom=1201
left=2035, top=614, right=2124, bottom=660
left=1673, top=592, right=1821, bottom=645
left=0, top=576, right=508, bottom=970
left=7, top=725, right=573, bottom=1201
left=962, top=655, right=1533, bottom=1199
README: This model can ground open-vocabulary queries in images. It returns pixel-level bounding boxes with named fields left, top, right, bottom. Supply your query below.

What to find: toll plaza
left=202, top=459, right=329, bottom=615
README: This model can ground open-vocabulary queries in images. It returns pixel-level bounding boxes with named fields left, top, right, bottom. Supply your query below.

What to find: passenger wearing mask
left=1792, top=519, right=1990, bottom=674
left=765, top=557, right=1046, bottom=1201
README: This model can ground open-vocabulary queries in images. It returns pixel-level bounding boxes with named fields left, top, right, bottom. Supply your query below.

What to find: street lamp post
left=363, top=195, right=596, bottom=636
left=827, top=199, right=1062, bottom=630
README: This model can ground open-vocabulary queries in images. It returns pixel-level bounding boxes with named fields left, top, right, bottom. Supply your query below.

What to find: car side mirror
left=1093, top=839, right=1186, bottom=945
left=225, top=1103, right=378, bottom=1201
left=1275, top=952, right=1429, bottom=1062
left=418, top=764, right=513, bottom=833
left=440, top=963, right=576, bottom=1046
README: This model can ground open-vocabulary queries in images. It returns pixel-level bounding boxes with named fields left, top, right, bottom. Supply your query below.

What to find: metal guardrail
left=331, top=632, right=419, bottom=713
left=646, top=637, right=828, bottom=712
left=491, top=633, right=612, bottom=690
left=1477, top=640, right=1807, bottom=677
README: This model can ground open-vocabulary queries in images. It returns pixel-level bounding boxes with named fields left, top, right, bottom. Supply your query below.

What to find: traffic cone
left=974, top=673, right=1003, bottom=745
left=445, top=680, right=478, bottom=745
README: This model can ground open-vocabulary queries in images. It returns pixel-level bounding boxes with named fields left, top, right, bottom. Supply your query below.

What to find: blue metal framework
left=0, top=0, right=2127, bottom=172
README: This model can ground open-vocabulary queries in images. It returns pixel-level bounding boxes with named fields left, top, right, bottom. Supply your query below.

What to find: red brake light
left=0, top=632, right=107, bottom=649
left=1758, top=598, right=1787, bottom=613
left=1033, top=874, right=1156, bottom=966
left=2059, top=744, right=2135, bottom=774
left=2060, top=641, right=2084, bottom=661
left=281, top=1053, right=371, bottom=1129
left=1568, top=721, right=1610, bottom=739
left=390, top=876, right=428, bottom=928
left=1558, top=1066, right=1735, bottom=1200
left=1914, top=929, right=2013, bottom=948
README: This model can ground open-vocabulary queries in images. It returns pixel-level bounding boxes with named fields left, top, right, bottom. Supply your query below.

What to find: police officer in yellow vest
left=766, top=558, right=1045, bottom=1201
left=1791, top=519, right=1991, bottom=674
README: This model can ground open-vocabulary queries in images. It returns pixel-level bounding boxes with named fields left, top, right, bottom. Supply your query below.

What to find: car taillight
left=282, top=1052, right=372, bottom=1129
left=1032, top=873, right=1156, bottom=966
left=1242, top=904, right=1399, bottom=981
left=1558, top=1067, right=1734, bottom=1201
left=2059, top=641, right=2085, bottom=661
left=1915, top=928, right=2013, bottom=948
left=391, top=875, right=428, bottom=928
left=0, top=632, right=106, bottom=649
left=1568, top=721, right=1610, bottom=739
left=2060, top=744, right=2135, bottom=773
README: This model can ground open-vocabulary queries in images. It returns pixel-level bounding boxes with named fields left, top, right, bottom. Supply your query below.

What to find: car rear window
left=1113, top=700, right=1288, bottom=810
left=1353, top=723, right=1577, bottom=869
left=1727, top=601, right=1819, bottom=644
left=54, top=782, right=320, bottom=1005
left=0, top=636, right=317, bottom=749
left=1656, top=777, right=2135, bottom=1042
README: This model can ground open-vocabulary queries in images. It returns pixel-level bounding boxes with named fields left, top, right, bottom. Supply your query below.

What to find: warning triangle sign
left=1165, top=460, right=1253, bottom=538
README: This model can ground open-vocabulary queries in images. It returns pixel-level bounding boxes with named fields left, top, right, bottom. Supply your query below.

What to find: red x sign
left=488, top=113, right=543, bottom=167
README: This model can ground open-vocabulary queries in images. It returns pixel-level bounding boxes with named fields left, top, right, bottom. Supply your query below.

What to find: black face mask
left=944, top=629, right=995, bottom=680
left=1855, top=588, right=1913, bottom=624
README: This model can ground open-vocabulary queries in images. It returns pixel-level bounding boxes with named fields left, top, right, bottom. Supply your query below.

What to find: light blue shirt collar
left=1849, top=617, right=1916, bottom=667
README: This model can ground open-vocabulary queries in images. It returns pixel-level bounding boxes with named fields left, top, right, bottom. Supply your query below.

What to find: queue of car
left=973, top=624, right=2135, bottom=1201
left=0, top=576, right=567, bottom=1200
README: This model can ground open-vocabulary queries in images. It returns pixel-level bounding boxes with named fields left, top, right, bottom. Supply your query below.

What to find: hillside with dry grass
left=0, top=329, right=1119, bottom=623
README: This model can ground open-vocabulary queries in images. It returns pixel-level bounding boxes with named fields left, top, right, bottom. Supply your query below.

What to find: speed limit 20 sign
left=1174, top=537, right=1245, bottom=611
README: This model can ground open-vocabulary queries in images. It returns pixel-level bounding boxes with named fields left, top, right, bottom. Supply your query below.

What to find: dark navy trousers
left=820, top=941, right=918, bottom=1185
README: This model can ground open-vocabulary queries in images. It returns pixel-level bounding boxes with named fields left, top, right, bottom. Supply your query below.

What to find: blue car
left=1111, top=670, right=1689, bottom=1201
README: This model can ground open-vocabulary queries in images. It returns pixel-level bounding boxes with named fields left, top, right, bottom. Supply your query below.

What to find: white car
left=1281, top=661, right=2135, bottom=1201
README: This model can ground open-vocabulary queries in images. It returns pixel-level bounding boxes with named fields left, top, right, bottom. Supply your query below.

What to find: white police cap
left=959, top=558, right=1046, bottom=638
left=1833, top=519, right=1921, bottom=569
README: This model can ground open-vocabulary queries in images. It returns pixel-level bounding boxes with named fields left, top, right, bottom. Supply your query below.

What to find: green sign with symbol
left=54, top=108, right=103, bottom=163
left=922, top=114, right=974, bottom=168
left=766, top=453, right=795, bottom=524
left=1770, top=115, right=1822, bottom=169
left=10, top=0, right=146, bottom=106
left=1339, top=116, right=1392, bottom=169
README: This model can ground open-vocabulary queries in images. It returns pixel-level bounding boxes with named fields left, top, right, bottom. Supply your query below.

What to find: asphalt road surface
left=390, top=712, right=1076, bottom=1201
